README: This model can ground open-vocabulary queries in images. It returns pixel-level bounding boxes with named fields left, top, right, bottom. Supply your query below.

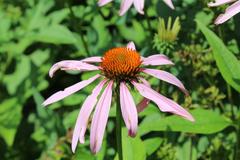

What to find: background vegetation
left=0, top=0, right=240, bottom=159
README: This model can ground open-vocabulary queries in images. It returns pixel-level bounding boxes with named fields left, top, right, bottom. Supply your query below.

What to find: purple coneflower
left=98, top=0, right=175, bottom=16
left=43, top=42, right=194, bottom=154
left=208, top=0, right=240, bottom=24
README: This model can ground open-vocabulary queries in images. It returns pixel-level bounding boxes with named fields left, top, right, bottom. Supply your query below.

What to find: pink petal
left=42, top=74, right=101, bottom=106
left=98, top=0, right=113, bottom=6
left=139, top=77, right=150, bottom=87
left=120, top=82, right=138, bottom=137
left=136, top=78, right=151, bottom=113
left=133, top=0, right=144, bottom=14
left=137, top=97, right=150, bottom=113
left=49, top=60, right=99, bottom=78
left=90, top=81, right=113, bottom=154
left=208, top=0, right=234, bottom=7
left=119, top=0, right=134, bottom=16
left=141, top=54, right=174, bottom=66
left=71, top=79, right=107, bottom=153
left=81, top=56, right=102, bottom=63
left=163, top=0, right=175, bottom=9
left=127, top=41, right=136, bottom=51
left=132, top=81, right=194, bottom=122
left=214, top=1, right=240, bottom=24
left=142, top=68, right=188, bottom=95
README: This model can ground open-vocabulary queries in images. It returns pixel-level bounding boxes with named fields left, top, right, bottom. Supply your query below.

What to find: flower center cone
left=100, top=47, right=141, bottom=81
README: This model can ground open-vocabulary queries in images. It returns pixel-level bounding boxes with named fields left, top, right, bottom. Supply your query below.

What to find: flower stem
left=227, top=83, right=235, bottom=119
left=116, top=85, right=123, bottom=160
left=235, top=121, right=240, bottom=160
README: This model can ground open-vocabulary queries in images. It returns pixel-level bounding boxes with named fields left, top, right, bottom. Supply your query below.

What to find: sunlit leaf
left=115, top=128, right=146, bottom=160
left=139, top=108, right=232, bottom=135
left=196, top=20, right=240, bottom=93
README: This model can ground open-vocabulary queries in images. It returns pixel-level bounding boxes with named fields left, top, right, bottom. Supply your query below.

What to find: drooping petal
left=136, top=77, right=150, bottom=113
left=120, top=82, right=138, bottom=137
left=214, top=1, right=240, bottom=24
left=163, top=0, right=175, bottom=9
left=71, top=79, right=107, bottom=153
left=133, top=0, right=144, bottom=14
left=208, top=0, right=235, bottom=7
left=141, top=54, right=174, bottom=66
left=90, top=81, right=113, bottom=154
left=132, top=81, right=194, bottom=121
left=127, top=41, right=136, bottom=51
left=119, top=0, right=134, bottom=16
left=139, top=77, right=150, bottom=87
left=81, top=56, right=102, bottom=63
left=137, top=97, right=150, bottom=113
left=42, top=74, right=101, bottom=106
left=98, top=0, right=113, bottom=6
left=49, top=60, right=99, bottom=78
left=142, top=68, right=188, bottom=95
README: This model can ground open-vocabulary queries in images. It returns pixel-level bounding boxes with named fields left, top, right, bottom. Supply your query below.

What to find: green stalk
left=235, top=122, right=240, bottom=160
left=116, top=84, right=123, bottom=160
left=227, top=83, right=234, bottom=119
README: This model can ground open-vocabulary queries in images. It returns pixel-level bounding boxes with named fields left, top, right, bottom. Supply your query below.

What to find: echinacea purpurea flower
left=43, top=42, right=194, bottom=154
left=208, top=0, right=240, bottom=24
left=98, top=0, right=175, bottom=16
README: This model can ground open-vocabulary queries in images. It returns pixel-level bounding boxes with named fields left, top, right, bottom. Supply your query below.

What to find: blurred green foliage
left=0, top=0, right=240, bottom=160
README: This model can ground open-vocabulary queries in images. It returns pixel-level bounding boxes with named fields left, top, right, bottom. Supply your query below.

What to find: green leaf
left=115, top=128, right=146, bottom=160
left=33, top=25, right=77, bottom=44
left=139, top=108, right=232, bottom=135
left=196, top=20, right=240, bottom=93
left=26, top=0, right=54, bottom=30
left=48, top=8, right=69, bottom=24
left=0, top=14, right=12, bottom=42
left=63, top=109, right=79, bottom=130
left=0, top=98, right=22, bottom=146
left=62, top=93, right=86, bottom=106
left=197, top=137, right=209, bottom=156
left=4, top=56, right=31, bottom=94
left=89, top=15, right=111, bottom=53
left=195, top=10, right=214, bottom=26
left=138, top=103, right=160, bottom=117
left=32, top=87, right=48, bottom=118
left=30, top=49, right=50, bottom=67
left=176, top=138, right=197, bottom=160
left=143, top=137, right=163, bottom=155
left=72, top=148, right=95, bottom=160
left=117, top=20, right=146, bottom=44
